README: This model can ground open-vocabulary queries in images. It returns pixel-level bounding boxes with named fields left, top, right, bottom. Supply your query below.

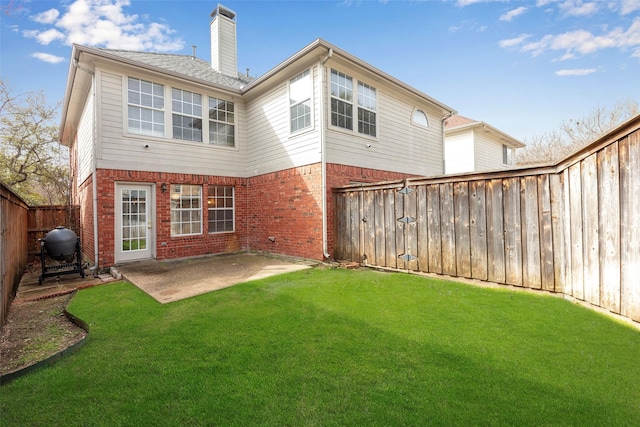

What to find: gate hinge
left=398, top=253, right=418, bottom=262
left=397, top=216, right=416, bottom=224
left=398, top=187, right=414, bottom=195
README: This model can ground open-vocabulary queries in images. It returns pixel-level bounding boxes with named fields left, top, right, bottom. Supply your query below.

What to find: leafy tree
left=0, top=79, right=69, bottom=205
left=516, top=99, right=639, bottom=165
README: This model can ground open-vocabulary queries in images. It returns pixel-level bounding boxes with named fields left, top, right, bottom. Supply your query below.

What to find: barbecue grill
left=39, top=226, right=85, bottom=284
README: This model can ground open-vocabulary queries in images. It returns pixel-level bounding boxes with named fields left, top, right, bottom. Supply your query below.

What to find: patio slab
left=116, top=252, right=316, bottom=303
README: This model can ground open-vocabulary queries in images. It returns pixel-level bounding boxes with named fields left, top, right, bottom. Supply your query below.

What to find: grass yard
left=1, top=268, right=639, bottom=425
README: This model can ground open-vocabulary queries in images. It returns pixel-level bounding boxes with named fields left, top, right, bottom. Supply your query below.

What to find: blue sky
left=1, top=0, right=639, bottom=142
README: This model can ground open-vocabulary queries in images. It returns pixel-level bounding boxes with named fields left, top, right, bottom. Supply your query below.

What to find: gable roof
left=445, top=114, right=525, bottom=148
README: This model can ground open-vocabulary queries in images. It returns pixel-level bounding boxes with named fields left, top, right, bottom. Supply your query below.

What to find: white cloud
left=456, top=0, right=507, bottom=6
left=23, top=28, right=65, bottom=45
left=558, top=0, right=600, bottom=17
left=21, top=0, right=183, bottom=52
left=500, top=6, right=528, bottom=21
left=30, top=52, right=65, bottom=64
left=511, top=17, right=640, bottom=59
left=555, top=68, right=598, bottom=75
left=619, top=0, right=640, bottom=14
left=31, top=9, right=60, bottom=24
left=498, top=33, right=531, bottom=48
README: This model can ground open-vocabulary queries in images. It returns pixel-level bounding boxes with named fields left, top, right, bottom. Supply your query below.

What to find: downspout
left=73, top=58, right=99, bottom=272
left=441, top=110, right=455, bottom=173
left=320, top=48, right=333, bottom=259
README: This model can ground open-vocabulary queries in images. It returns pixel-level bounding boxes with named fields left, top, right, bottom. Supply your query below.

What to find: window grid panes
left=170, top=185, right=202, bottom=236
left=172, top=88, right=203, bottom=142
left=121, top=189, right=147, bottom=251
left=411, top=109, right=429, bottom=128
left=208, top=98, right=235, bottom=147
left=207, top=186, right=234, bottom=233
left=290, top=70, right=312, bottom=133
left=127, top=77, right=164, bottom=137
left=330, top=69, right=376, bottom=136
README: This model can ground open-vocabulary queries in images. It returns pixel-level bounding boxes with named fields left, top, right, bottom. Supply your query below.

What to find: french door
left=115, top=184, right=154, bottom=262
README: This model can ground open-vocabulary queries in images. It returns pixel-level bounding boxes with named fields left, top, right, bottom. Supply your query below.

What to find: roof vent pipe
left=192, top=45, right=196, bottom=59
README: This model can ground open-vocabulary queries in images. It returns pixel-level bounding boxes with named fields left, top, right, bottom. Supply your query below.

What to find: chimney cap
left=211, top=4, right=236, bottom=20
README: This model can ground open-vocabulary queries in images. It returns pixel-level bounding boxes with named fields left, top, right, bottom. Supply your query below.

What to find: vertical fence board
left=395, top=189, right=406, bottom=269
left=454, top=182, right=471, bottom=278
left=620, top=131, right=640, bottom=321
left=440, top=183, right=456, bottom=276
left=582, top=154, right=600, bottom=306
left=549, top=173, right=565, bottom=293
left=374, top=190, right=386, bottom=267
left=416, top=186, right=429, bottom=272
left=348, top=192, right=360, bottom=262
left=569, top=163, right=584, bottom=300
left=487, top=179, right=506, bottom=283
left=562, top=169, right=573, bottom=295
left=334, top=193, right=347, bottom=260
left=597, top=143, right=621, bottom=313
left=521, top=176, right=542, bottom=289
left=470, top=181, right=488, bottom=281
left=427, top=184, right=442, bottom=274
left=384, top=189, right=397, bottom=269
left=503, top=178, right=523, bottom=286
left=405, top=187, right=419, bottom=271
left=363, top=190, right=375, bottom=266
left=538, top=175, right=555, bottom=291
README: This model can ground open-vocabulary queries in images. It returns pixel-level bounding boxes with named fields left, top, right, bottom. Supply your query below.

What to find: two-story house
left=59, top=4, right=456, bottom=270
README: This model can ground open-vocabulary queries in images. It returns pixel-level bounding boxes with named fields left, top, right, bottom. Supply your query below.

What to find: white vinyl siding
left=326, top=87, right=444, bottom=176
left=247, top=66, right=321, bottom=175
left=96, top=69, right=247, bottom=177
left=475, top=132, right=510, bottom=171
left=77, top=88, right=94, bottom=184
left=444, top=132, right=474, bottom=174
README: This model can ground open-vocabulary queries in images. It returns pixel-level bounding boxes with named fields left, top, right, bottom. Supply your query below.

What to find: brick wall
left=84, top=164, right=415, bottom=267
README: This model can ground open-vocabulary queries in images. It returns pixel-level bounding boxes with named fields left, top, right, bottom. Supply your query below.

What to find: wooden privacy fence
left=335, top=115, right=640, bottom=324
left=1, top=183, right=29, bottom=326
left=27, top=205, right=80, bottom=262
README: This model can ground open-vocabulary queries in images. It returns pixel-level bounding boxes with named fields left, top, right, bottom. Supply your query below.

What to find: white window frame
left=289, top=69, right=313, bottom=134
left=330, top=69, right=377, bottom=138
left=503, top=144, right=513, bottom=165
left=172, top=88, right=203, bottom=142
left=207, top=186, right=235, bottom=233
left=208, top=97, right=235, bottom=147
left=170, top=184, right=202, bottom=236
left=411, top=109, right=430, bottom=128
left=127, top=77, right=165, bottom=137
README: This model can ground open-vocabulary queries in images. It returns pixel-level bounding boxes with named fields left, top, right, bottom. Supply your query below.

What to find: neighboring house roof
left=444, top=114, right=525, bottom=148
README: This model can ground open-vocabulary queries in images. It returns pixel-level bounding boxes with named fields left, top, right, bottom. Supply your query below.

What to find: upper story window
left=330, top=69, right=376, bottom=137
left=172, top=88, right=203, bottom=142
left=357, top=82, right=376, bottom=137
left=289, top=70, right=312, bottom=133
left=330, top=70, right=353, bottom=130
left=503, top=144, right=513, bottom=165
left=411, top=109, right=429, bottom=128
left=209, top=98, right=235, bottom=147
left=127, top=77, right=165, bottom=137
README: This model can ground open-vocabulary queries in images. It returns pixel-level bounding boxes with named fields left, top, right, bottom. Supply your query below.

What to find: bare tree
left=0, top=79, right=69, bottom=205
left=517, top=99, right=639, bottom=165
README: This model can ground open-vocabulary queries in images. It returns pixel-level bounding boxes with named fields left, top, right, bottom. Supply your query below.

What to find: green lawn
left=1, top=268, right=639, bottom=426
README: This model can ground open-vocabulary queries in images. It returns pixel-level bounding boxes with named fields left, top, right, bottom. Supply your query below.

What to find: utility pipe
left=320, top=48, right=333, bottom=260
left=73, top=58, right=99, bottom=272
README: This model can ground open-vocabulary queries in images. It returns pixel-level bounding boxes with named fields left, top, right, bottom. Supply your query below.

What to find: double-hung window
left=290, top=70, right=312, bottom=133
left=330, top=70, right=377, bottom=137
left=207, top=186, right=234, bottom=233
left=170, top=185, right=202, bottom=236
left=127, top=77, right=165, bottom=137
left=357, top=82, right=376, bottom=137
left=208, top=98, right=235, bottom=147
left=172, top=88, right=203, bottom=142
left=330, top=70, right=353, bottom=130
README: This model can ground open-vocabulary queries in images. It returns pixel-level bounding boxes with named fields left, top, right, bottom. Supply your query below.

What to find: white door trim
left=115, top=183, right=155, bottom=263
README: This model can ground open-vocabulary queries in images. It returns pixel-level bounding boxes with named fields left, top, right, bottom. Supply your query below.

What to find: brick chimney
left=210, top=4, right=238, bottom=77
